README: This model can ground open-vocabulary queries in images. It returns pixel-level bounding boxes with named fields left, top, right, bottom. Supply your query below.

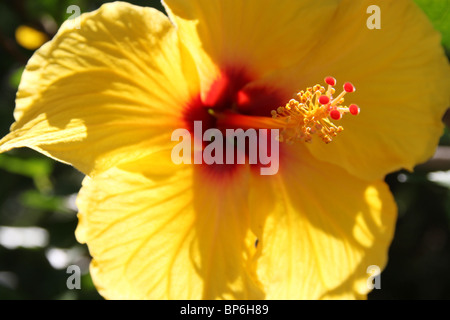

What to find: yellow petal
left=249, top=145, right=397, bottom=299
left=76, top=152, right=263, bottom=299
left=301, top=0, right=450, bottom=180
left=163, top=0, right=338, bottom=99
left=1, top=2, right=199, bottom=176
left=164, top=0, right=450, bottom=180
left=15, top=25, right=49, bottom=50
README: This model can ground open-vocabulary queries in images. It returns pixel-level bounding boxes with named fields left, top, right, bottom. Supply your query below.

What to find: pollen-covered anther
left=271, top=77, right=359, bottom=144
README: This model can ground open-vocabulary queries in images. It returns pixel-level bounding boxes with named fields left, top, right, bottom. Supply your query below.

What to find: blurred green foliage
left=414, top=0, right=450, bottom=55
left=0, top=0, right=449, bottom=300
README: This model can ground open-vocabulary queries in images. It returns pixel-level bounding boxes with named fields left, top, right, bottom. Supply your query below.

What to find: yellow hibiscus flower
left=1, top=0, right=449, bottom=299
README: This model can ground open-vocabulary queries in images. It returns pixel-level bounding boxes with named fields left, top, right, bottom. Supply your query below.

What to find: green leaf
left=414, top=0, right=450, bottom=53
left=20, top=190, right=65, bottom=212
left=0, top=154, right=53, bottom=192
left=0, top=154, right=52, bottom=178
left=9, top=67, right=24, bottom=89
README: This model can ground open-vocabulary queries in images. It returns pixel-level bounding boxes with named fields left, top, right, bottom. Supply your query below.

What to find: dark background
left=0, top=0, right=449, bottom=300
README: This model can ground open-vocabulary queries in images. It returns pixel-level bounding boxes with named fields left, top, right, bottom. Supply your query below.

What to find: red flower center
left=182, top=68, right=287, bottom=176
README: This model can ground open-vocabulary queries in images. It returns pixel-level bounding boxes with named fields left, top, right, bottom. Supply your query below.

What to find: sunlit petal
left=76, top=152, right=263, bottom=299
left=1, top=2, right=199, bottom=176
left=249, top=145, right=397, bottom=299
left=164, top=0, right=450, bottom=180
